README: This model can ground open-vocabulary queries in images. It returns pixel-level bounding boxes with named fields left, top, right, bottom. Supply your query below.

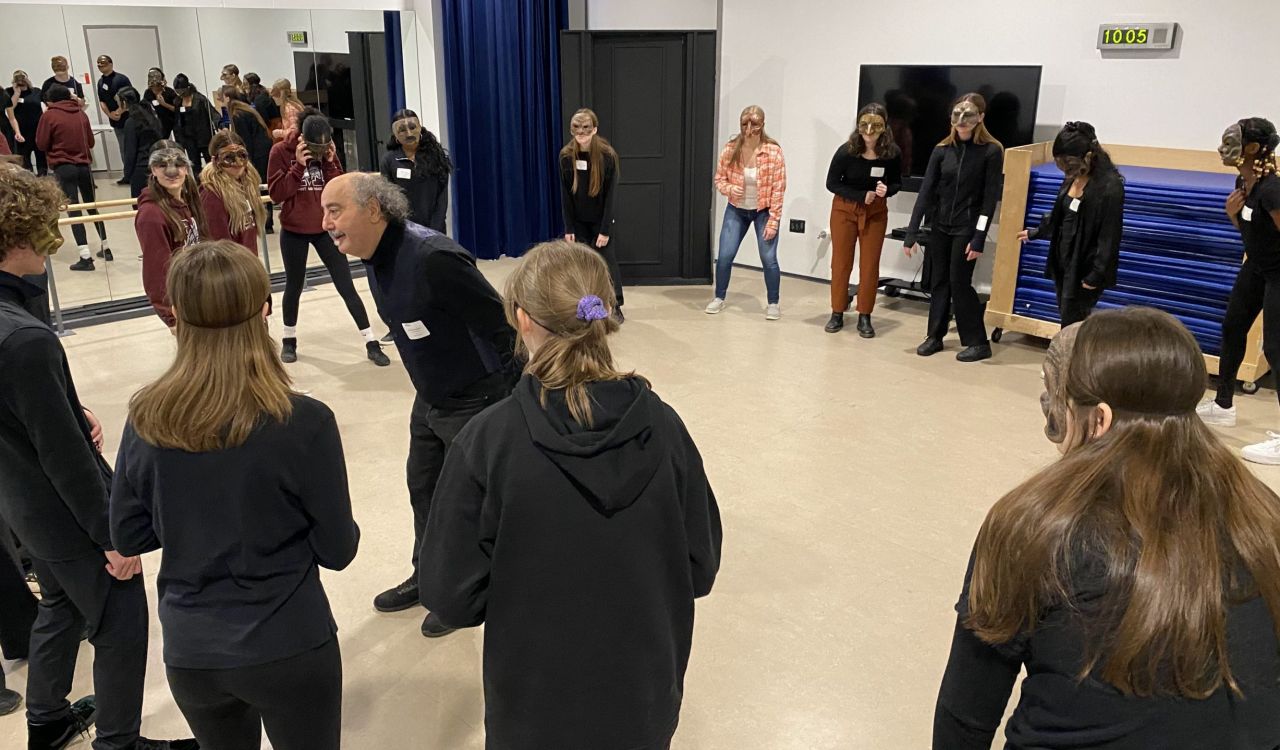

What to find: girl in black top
left=824, top=103, right=902, bottom=337
left=904, top=92, right=1004, bottom=362
left=936, top=306, right=1280, bottom=749
left=1196, top=117, right=1280, bottom=465
left=1018, top=121, right=1125, bottom=327
left=142, top=68, right=180, bottom=139
left=6, top=70, right=46, bottom=175
left=380, top=109, right=451, bottom=233
left=111, top=240, right=359, bottom=750
left=560, top=108, right=624, bottom=322
left=172, top=74, right=217, bottom=173
left=118, top=86, right=162, bottom=198
left=217, top=85, right=274, bottom=232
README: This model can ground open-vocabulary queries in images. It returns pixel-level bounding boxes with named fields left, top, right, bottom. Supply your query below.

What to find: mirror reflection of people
left=172, top=74, right=216, bottom=173
left=904, top=93, right=1004, bottom=362
left=94, top=55, right=133, bottom=185
left=1016, top=121, right=1125, bottom=327
left=706, top=105, right=787, bottom=319
left=37, top=84, right=111, bottom=268
left=142, top=67, right=180, bottom=140
left=935, top=307, right=1280, bottom=748
left=201, top=131, right=267, bottom=255
left=6, top=69, right=47, bottom=175
left=381, top=109, right=451, bottom=233
left=824, top=103, right=902, bottom=337
left=136, top=143, right=209, bottom=329
left=214, top=86, right=272, bottom=233
left=219, top=63, right=245, bottom=95
left=244, top=73, right=278, bottom=133
left=117, top=86, right=163, bottom=199
left=269, top=79, right=305, bottom=142
left=1196, top=118, right=1280, bottom=465
left=41, top=56, right=85, bottom=110
left=559, top=108, right=624, bottom=322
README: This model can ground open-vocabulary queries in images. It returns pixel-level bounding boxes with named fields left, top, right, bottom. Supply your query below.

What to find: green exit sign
left=287, top=31, right=308, bottom=45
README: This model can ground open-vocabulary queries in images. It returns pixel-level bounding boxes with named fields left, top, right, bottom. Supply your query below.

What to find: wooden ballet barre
left=64, top=186, right=271, bottom=213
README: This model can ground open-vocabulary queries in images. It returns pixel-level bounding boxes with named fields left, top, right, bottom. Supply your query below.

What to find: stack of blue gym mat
left=1014, top=164, right=1242, bottom=354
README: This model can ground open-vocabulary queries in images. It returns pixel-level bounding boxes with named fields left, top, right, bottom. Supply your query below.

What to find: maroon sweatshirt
left=267, top=130, right=343, bottom=233
left=200, top=186, right=259, bottom=255
left=35, top=100, right=94, bottom=167
left=135, top=188, right=200, bottom=327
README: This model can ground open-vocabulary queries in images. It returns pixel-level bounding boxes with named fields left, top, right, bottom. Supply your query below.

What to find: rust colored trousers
left=829, top=195, right=889, bottom=314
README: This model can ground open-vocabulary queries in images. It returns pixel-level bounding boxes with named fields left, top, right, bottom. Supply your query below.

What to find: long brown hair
left=559, top=108, right=618, bottom=198
left=218, top=85, right=268, bottom=134
left=147, top=141, right=209, bottom=243
left=847, top=102, right=900, bottom=159
left=130, top=240, right=293, bottom=452
left=967, top=307, right=1280, bottom=698
left=939, top=92, right=1003, bottom=149
left=503, top=240, right=644, bottom=427
left=729, top=105, right=778, bottom=167
left=201, top=131, right=266, bottom=237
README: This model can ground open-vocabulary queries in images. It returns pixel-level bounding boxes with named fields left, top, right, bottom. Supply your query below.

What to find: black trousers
left=0, top=516, right=36, bottom=667
left=16, top=140, right=48, bottom=175
left=408, top=394, right=495, bottom=575
left=278, top=229, right=371, bottom=331
left=26, top=552, right=148, bottom=750
left=1055, top=283, right=1104, bottom=328
left=53, top=163, right=107, bottom=247
left=926, top=228, right=987, bottom=345
left=183, top=143, right=209, bottom=175
left=1217, top=259, right=1280, bottom=408
left=166, top=638, right=342, bottom=750
left=572, top=221, right=624, bottom=307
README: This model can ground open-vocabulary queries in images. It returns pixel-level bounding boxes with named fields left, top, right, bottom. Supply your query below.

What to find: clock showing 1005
left=1097, top=22, right=1179, bottom=51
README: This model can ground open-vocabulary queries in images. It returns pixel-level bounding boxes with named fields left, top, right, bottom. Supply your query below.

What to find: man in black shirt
left=94, top=55, right=131, bottom=185
left=322, top=172, right=517, bottom=638
left=41, top=56, right=86, bottom=108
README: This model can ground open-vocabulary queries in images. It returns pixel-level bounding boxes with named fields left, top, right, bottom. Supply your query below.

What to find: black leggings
left=166, top=639, right=342, bottom=750
left=53, top=164, right=107, bottom=247
left=16, top=139, right=48, bottom=175
left=279, top=229, right=370, bottom=331
left=572, top=221, right=624, bottom=306
left=1217, top=259, right=1280, bottom=408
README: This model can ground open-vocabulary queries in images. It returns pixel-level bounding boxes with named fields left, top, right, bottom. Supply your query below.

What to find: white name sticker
left=402, top=320, right=430, bottom=340
left=101, top=83, right=109, bottom=91
left=179, top=106, right=186, bottom=113
left=1069, top=198, right=1082, bottom=213
left=575, top=159, right=588, bottom=171
left=396, top=167, right=412, bottom=180
left=1242, top=206, right=1254, bottom=222
left=976, top=215, right=989, bottom=231
left=869, top=166, right=885, bottom=178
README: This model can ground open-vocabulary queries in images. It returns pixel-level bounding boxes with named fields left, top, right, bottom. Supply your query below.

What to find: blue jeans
left=714, top=204, right=780, bottom=304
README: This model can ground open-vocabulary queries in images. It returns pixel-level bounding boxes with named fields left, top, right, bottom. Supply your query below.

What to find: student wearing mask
left=215, top=86, right=273, bottom=233
left=119, top=87, right=163, bottom=199
left=143, top=68, right=180, bottom=140
left=244, top=73, right=278, bottom=131
left=268, top=110, right=387, bottom=366
left=825, top=103, right=902, bottom=337
left=380, top=109, right=451, bottom=233
left=219, top=64, right=245, bottom=96
left=111, top=240, right=359, bottom=750
left=935, top=307, right=1280, bottom=748
left=904, top=93, right=1004, bottom=361
left=41, top=56, right=85, bottom=108
left=94, top=55, right=132, bottom=185
left=1196, top=118, right=1280, bottom=465
left=6, top=70, right=47, bottom=175
left=421, top=240, right=722, bottom=750
left=136, top=143, right=208, bottom=329
left=269, top=79, right=304, bottom=142
left=172, top=74, right=216, bottom=173
left=201, top=131, right=266, bottom=255
left=36, top=84, right=111, bottom=270
left=707, top=105, right=787, bottom=320
left=1016, top=121, right=1125, bottom=327
left=559, top=108, right=623, bottom=322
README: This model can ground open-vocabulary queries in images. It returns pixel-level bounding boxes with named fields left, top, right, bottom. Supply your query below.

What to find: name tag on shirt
left=101, top=83, right=109, bottom=91
left=179, top=106, right=186, bottom=113
left=396, top=167, right=412, bottom=180
left=1069, top=198, right=1082, bottom=213
left=869, top=166, right=885, bottom=178
left=976, top=215, right=989, bottom=232
left=575, top=160, right=588, bottom=171
left=402, top=320, right=430, bottom=340
left=1243, top=206, right=1255, bottom=222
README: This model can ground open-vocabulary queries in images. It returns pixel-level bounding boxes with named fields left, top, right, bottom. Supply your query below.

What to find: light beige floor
left=3, top=262, right=1279, bottom=749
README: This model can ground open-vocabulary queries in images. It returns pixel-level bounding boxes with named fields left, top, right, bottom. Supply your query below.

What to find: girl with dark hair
left=135, top=142, right=209, bottom=329
left=1017, top=121, right=1125, bottom=327
left=904, top=93, right=1004, bottom=361
left=201, top=131, right=266, bottom=254
left=824, top=103, right=902, bottom=336
left=5, top=69, right=46, bottom=174
left=559, top=108, right=624, bottom=321
left=143, top=68, right=180, bottom=139
left=1196, top=117, right=1280, bottom=465
left=173, top=74, right=217, bottom=172
left=119, top=86, right=163, bottom=198
left=935, top=306, right=1280, bottom=748
left=380, top=109, right=451, bottom=233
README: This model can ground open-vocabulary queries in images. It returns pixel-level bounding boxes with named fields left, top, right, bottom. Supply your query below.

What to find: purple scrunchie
left=576, top=295, right=609, bottom=322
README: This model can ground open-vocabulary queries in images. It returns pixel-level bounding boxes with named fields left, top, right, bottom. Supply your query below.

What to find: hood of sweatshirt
left=514, top=373, right=667, bottom=517
left=47, top=100, right=82, bottom=117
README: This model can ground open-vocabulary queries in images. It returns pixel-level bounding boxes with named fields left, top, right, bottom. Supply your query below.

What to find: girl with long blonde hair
left=559, top=108, right=624, bottom=320
left=200, top=131, right=266, bottom=254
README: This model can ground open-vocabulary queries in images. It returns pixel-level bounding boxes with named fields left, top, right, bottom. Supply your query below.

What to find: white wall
left=587, top=0, right=716, bottom=30
left=717, top=0, right=1280, bottom=289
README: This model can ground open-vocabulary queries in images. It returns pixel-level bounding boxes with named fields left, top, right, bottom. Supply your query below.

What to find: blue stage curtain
left=439, top=0, right=568, bottom=259
left=383, top=11, right=407, bottom=114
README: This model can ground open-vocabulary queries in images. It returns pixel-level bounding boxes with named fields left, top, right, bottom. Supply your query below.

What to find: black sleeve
left=430, top=174, right=449, bottom=233
left=599, top=153, right=618, bottom=233
left=559, top=154, right=575, bottom=230
left=121, top=122, right=137, bottom=180
left=969, top=145, right=1005, bottom=251
left=825, top=144, right=861, bottom=202
left=884, top=153, right=903, bottom=198
left=419, top=437, right=491, bottom=627
left=905, top=147, right=945, bottom=246
left=378, top=151, right=395, bottom=181
left=1258, top=177, right=1280, bottom=214
left=295, top=407, right=360, bottom=570
left=0, top=329, right=110, bottom=549
left=108, top=425, right=161, bottom=556
left=425, top=249, right=516, bottom=373
left=1082, top=177, right=1125, bottom=289
left=671, top=408, right=722, bottom=598
left=1028, top=179, right=1067, bottom=241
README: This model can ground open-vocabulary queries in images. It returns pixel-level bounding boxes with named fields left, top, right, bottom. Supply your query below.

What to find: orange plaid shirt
left=714, top=140, right=787, bottom=233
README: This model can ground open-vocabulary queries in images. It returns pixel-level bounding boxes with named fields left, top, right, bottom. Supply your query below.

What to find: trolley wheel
left=884, top=286, right=901, bottom=298
left=991, top=328, right=1003, bottom=343
left=1243, top=380, right=1260, bottom=395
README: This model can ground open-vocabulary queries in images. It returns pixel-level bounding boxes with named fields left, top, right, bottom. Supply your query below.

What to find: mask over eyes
left=12, top=71, right=29, bottom=87
left=858, top=114, right=886, bottom=137
left=1219, top=123, right=1244, bottom=166
left=149, top=148, right=191, bottom=177
left=147, top=70, right=164, bottom=87
left=1055, top=154, right=1092, bottom=178
left=393, top=118, right=421, bottom=144
left=32, top=219, right=64, bottom=257
left=951, top=102, right=980, bottom=128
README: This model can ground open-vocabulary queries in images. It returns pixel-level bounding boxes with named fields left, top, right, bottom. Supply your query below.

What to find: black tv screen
left=857, top=65, right=1042, bottom=187
left=295, top=51, right=354, bottom=121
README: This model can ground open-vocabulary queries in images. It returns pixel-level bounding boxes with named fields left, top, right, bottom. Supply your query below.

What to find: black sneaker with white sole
left=68, top=258, right=94, bottom=272
left=27, top=694, right=97, bottom=750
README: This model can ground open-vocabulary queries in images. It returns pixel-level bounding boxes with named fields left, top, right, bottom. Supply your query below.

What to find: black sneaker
left=115, top=178, right=129, bottom=186
left=916, top=337, right=943, bottom=357
left=69, top=258, right=95, bottom=272
left=421, top=612, right=456, bottom=639
left=28, top=694, right=97, bottom=750
left=373, top=576, right=420, bottom=612
left=613, top=308, right=625, bottom=324
left=856, top=314, right=875, bottom=338
left=956, top=343, right=993, bottom=363
left=0, top=688, right=20, bottom=717
left=102, top=249, right=114, bottom=262
left=135, top=738, right=200, bottom=750
left=281, top=337, right=297, bottom=363
left=367, top=341, right=390, bottom=367
left=380, top=331, right=394, bottom=343
left=824, top=312, right=844, bottom=333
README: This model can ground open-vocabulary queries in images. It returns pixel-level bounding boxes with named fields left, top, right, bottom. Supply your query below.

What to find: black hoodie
left=421, top=374, right=722, bottom=750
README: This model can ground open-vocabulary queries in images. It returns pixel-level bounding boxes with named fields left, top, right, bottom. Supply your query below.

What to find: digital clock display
left=1097, top=22, right=1178, bottom=51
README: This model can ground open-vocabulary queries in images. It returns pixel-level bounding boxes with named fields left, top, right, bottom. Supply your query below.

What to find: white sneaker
left=1243, top=432, right=1280, bottom=465
left=1195, top=399, right=1237, bottom=427
left=704, top=298, right=726, bottom=314
left=765, top=304, right=781, bottom=320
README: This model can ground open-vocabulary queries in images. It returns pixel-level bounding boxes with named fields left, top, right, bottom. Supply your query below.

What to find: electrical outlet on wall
left=789, top=219, right=805, bottom=233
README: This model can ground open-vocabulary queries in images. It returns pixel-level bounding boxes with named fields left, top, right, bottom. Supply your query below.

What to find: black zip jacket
left=0, top=272, right=111, bottom=562
left=175, top=93, right=216, bottom=151
left=230, top=111, right=272, bottom=178
left=560, top=151, right=617, bottom=231
left=905, top=140, right=1004, bottom=250
left=366, top=220, right=517, bottom=406
left=1028, top=170, right=1126, bottom=290
left=421, top=374, right=722, bottom=750
left=121, top=116, right=160, bottom=184
left=380, top=147, right=449, bottom=232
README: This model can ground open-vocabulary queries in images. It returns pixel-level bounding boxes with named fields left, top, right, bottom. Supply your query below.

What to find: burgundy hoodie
left=200, top=185, right=259, bottom=255
left=35, top=100, right=94, bottom=167
left=135, top=188, right=199, bottom=327
left=267, top=130, right=343, bottom=233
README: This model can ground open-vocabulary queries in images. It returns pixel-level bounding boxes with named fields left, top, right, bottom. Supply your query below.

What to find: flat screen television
left=857, top=64, right=1042, bottom=189
left=294, top=51, right=354, bottom=121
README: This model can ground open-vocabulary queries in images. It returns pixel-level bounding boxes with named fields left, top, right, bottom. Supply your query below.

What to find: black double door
left=560, top=31, right=715, bottom=284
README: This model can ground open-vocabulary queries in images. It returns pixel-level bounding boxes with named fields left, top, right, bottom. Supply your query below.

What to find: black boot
left=956, top=343, right=993, bottom=362
left=856, top=314, right=875, bottom=338
left=281, top=337, right=297, bottom=363
left=824, top=312, right=844, bottom=333
left=916, top=337, right=943, bottom=357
